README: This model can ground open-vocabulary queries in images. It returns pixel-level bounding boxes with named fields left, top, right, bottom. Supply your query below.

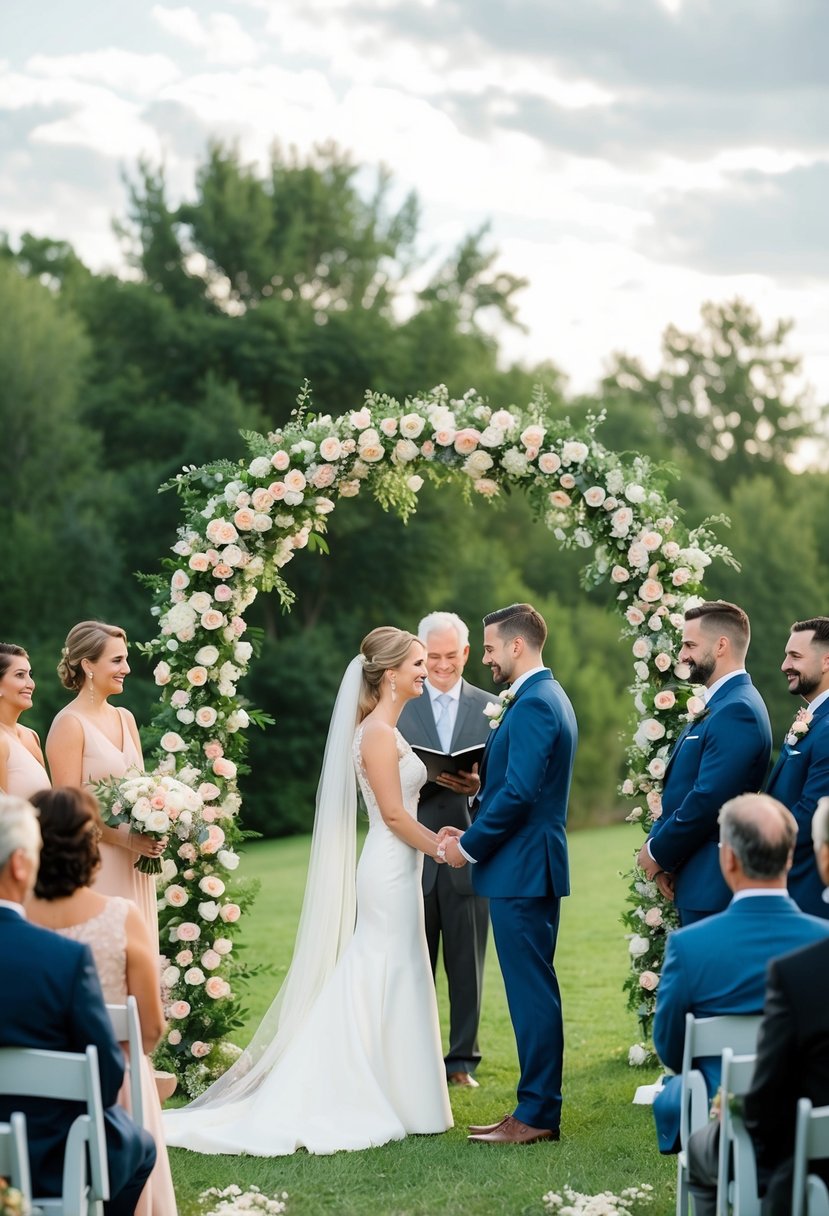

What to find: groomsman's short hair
left=719, top=793, right=796, bottom=879
left=685, top=600, right=750, bottom=656
left=483, top=603, right=547, bottom=652
left=417, top=612, right=469, bottom=650
left=792, top=617, right=829, bottom=649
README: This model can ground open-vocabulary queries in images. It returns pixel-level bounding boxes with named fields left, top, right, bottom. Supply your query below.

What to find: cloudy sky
left=2, top=0, right=827, bottom=398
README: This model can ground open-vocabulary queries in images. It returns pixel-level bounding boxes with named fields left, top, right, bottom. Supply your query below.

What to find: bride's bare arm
left=360, top=724, right=443, bottom=859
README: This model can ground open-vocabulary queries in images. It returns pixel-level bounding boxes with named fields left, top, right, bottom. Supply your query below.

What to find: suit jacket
left=398, top=679, right=492, bottom=896
left=744, top=937, right=829, bottom=1185
left=765, top=698, right=829, bottom=916
left=651, top=895, right=829, bottom=1154
left=0, top=906, right=147, bottom=1198
left=461, top=669, right=577, bottom=899
left=648, top=674, right=772, bottom=913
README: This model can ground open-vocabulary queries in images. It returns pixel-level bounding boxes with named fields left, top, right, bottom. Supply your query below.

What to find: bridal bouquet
left=95, top=768, right=206, bottom=874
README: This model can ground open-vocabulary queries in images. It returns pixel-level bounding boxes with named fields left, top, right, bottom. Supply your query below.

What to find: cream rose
left=473, top=478, right=499, bottom=497
left=165, top=885, right=189, bottom=908
left=199, top=875, right=226, bottom=898
left=642, top=718, right=666, bottom=741
left=520, top=424, right=545, bottom=449
left=219, top=903, right=241, bottom=923
left=205, top=976, right=232, bottom=999
left=175, top=922, right=201, bottom=942
left=191, top=1041, right=210, bottom=1058
left=639, top=970, right=660, bottom=991
left=201, top=610, right=225, bottom=631
left=168, top=1000, right=191, bottom=1019
left=610, top=565, right=630, bottom=584
left=195, top=706, right=218, bottom=728
left=201, top=949, right=222, bottom=970
left=648, top=757, right=667, bottom=780
left=399, top=413, right=425, bottom=438
left=654, top=652, right=672, bottom=672
left=538, top=452, right=562, bottom=475
left=213, top=937, right=233, bottom=955
left=548, top=491, right=572, bottom=509
left=583, top=485, right=606, bottom=507
left=639, top=579, right=664, bottom=603
left=160, top=731, right=187, bottom=753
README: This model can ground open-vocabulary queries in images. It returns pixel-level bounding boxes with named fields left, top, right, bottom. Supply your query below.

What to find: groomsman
left=637, top=601, right=772, bottom=926
left=765, top=616, right=829, bottom=917
left=398, top=611, right=491, bottom=1088
left=441, top=603, right=577, bottom=1144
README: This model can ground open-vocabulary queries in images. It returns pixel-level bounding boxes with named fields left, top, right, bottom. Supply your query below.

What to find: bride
left=164, top=626, right=454, bottom=1156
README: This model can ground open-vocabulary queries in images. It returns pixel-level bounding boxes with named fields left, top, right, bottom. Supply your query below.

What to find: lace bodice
left=56, top=896, right=130, bottom=1004
left=353, top=726, right=427, bottom=826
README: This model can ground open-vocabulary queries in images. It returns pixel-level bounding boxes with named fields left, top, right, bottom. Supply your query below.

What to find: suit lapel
left=768, top=697, right=829, bottom=792
left=411, top=690, right=442, bottom=750
left=450, top=682, right=478, bottom=750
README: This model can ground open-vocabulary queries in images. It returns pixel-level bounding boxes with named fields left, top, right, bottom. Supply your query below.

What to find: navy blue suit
left=651, top=895, right=829, bottom=1154
left=0, top=906, right=155, bottom=1213
left=765, top=698, right=829, bottom=917
left=648, top=674, right=771, bottom=922
left=462, top=669, right=577, bottom=1130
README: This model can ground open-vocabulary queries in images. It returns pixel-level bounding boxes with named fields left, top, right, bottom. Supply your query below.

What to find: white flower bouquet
left=95, top=768, right=206, bottom=874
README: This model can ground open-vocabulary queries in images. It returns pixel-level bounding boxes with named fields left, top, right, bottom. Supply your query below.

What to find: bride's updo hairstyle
left=30, top=786, right=103, bottom=899
left=358, top=626, right=419, bottom=720
left=57, top=620, right=127, bottom=691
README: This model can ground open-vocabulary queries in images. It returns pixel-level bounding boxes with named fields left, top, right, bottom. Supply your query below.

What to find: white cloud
left=151, top=5, right=260, bottom=65
left=26, top=49, right=181, bottom=97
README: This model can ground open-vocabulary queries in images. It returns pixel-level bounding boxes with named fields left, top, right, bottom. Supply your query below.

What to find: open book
left=411, top=743, right=485, bottom=784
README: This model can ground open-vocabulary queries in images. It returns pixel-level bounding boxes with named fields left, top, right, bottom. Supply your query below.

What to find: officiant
left=398, top=611, right=492, bottom=1088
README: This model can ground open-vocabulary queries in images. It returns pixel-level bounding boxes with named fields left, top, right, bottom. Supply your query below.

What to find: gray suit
left=398, top=679, right=491, bottom=1076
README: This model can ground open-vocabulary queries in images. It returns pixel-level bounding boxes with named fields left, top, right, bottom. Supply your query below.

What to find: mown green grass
left=170, top=824, right=675, bottom=1214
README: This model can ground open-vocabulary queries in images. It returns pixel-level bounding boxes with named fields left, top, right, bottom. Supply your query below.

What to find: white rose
left=195, top=645, right=220, bottom=667
left=146, top=810, right=170, bottom=833
left=628, top=934, right=650, bottom=958
left=217, top=848, right=240, bottom=870
left=561, top=440, right=589, bottom=464
left=184, top=967, right=206, bottom=986
left=399, top=413, right=425, bottom=438
left=625, top=483, right=646, bottom=503
left=198, top=900, right=220, bottom=922
left=248, top=456, right=272, bottom=478
left=629, top=1044, right=648, bottom=1067
left=160, top=731, right=187, bottom=753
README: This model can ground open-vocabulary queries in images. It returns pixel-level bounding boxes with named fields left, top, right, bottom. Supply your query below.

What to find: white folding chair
left=0, top=1045, right=109, bottom=1216
left=676, top=1013, right=762, bottom=1216
left=792, top=1098, right=829, bottom=1216
left=0, top=1112, right=32, bottom=1200
left=716, top=1048, right=760, bottom=1216
left=107, top=996, right=144, bottom=1128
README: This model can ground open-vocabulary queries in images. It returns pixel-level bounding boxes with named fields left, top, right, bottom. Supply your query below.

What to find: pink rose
left=175, top=949, right=193, bottom=965
left=189, top=552, right=210, bottom=572
left=639, top=970, right=660, bottom=991
left=311, top=464, right=336, bottom=488
left=250, top=487, right=274, bottom=512
left=358, top=442, right=384, bottom=462
left=611, top=507, right=633, bottom=537
left=639, top=579, right=664, bottom=603
left=434, top=428, right=456, bottom=447
left=165, top=885, right=189, bottom=908
left=170, top=690, right=190, bottom=709
left=583, top=485, right=606, bottom=507
left=154, top=661, right=172, bottom=686
left=220, top=902, right=241, bottom=923
left=213, top=937, right=233, bottom=955
left=206, top=519, right=238, bottom=546
left=454, top=428, right=481, bottom=455
left=168, top=1000, right=191, bottom=1019
left=644, top=907, right=663, bottom=929
left=642, top=718, right=666, bottom=742
left=627, top=541, right=649, bottom=569
left=201, top=949, right=222, bottom=971
left=473, top=478, right=500, bottom=497
left=230, top=616, right=246, bottom=636
left=632, top=638, right=650, bottom=659
left=319, top=436, right=342, bottom=461
left=672, top=567, right=692, bottom=586
left=626, top=606, right=645, bottom=626
left=350, top=408, right=371, bottom=429
left=175, top=922, right=201, bottom=942
left=379, top=417, right=398, bottom=437
left=611, top=565, right=630, bottom=584
left=654, top=652, right=672, bottom=672
left=559, top=473, right=576, bottom=490
left=212, top=756, right=237, bottom=780
left=520, top=424, right=545, bottom=449
left=200, top=825, right=227, bottom=856
left=647, top=790, right=663, bottom=816
left=686, top=695, right=706, bottom=718
left=271, top=449, right=290, bottom=471
left=648, top=758, right=667, bottom=780
left=233, top=507, right=255, bottom=531
left=160, top=731, right=187, bottom=753
left=538, top=452, right=561, bottom=475
left=204, top=740, right=224, bottom=760
left=191, top=1041, right=211, bottom=1058
left=213, top=583, right=232, bottom=602
left=420, top=440, right=435, bottom=458
left=167, top=1029, right=182, bottom=1045
left=268, top=480, right=287, bottom=500
left=199, top=875, right=226, bottom=898
left=198, top=781, right=221, bottom=802
left=195, top=706, right=218, bottom=728
left=642, top=531, right=662, bottom=551
left=205, top=976, right=232, bottom=999
left=201, top=610, right=225, bottom=631
left=654, top=690, right=676, bottom=711
left=202, top=806, right=216, bottom=823
left=548, top=491, right=572, bottom=508
left=674, top=662, right=692, bottom=681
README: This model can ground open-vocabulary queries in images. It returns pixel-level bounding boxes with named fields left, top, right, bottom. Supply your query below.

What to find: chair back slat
left=793, top=1100, right=829, bottom=1216
left=717, top=1048, right=760, bottom=1216
left=106, top=997, right=144, bottom=1128
left=0, top=1112, right=32, bottom=1199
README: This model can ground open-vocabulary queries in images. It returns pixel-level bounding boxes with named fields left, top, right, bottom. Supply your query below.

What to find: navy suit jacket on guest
left=462, top=669, right=577, bottom=898
left=648, top=674, right=772, bottom=915
left=765, top=698, right=829, bottom=917
left=651, top=894, right=829, bottom=1154
left=0, top=906, right=149, bottom=1198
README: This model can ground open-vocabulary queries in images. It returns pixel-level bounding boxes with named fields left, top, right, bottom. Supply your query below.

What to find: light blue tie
left=434, top=693, right=453, bottom=752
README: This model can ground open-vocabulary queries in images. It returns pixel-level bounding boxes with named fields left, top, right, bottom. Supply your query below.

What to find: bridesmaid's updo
left=0, top=642, right=28, bottom=680
left=30, top=786, right=103, bottom=899
left=57, top=621, right=127, bottom=691
left=358, top=626, right=419, bottom=720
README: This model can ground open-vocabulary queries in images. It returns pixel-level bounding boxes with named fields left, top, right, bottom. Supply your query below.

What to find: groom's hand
left=655, top=872, right=675, bottom=902
left=443, top=837, right=467, bottom=869
left=636, top=841, right=662, bottom=880
left=437, top=826, right=464, bottom=842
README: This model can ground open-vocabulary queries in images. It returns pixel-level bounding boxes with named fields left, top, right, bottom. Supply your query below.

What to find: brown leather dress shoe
left=468, top=1114, right=559, bottom=1144
left=447, top=1071, right=480, bottom=1088
left=468, top=1115, right=511, bottom=1135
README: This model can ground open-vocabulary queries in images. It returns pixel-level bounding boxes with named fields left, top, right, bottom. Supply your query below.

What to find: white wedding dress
left=164, top=727, right=452, bottom=1156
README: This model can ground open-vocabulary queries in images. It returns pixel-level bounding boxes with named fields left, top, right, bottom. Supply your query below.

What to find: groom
left=440, top=603, right=577, bottom=1144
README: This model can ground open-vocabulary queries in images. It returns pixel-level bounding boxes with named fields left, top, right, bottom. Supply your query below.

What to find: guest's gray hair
left=719, top=793, right=796, bottom=880
left=0, top=795, right=41, bottom=869
left=812, top=797, right=829, bottom=851
left=417, top=612, right=469, bottom=650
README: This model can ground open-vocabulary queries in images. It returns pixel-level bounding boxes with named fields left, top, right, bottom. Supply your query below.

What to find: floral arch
left=127, top=385, right=730, bottom=1094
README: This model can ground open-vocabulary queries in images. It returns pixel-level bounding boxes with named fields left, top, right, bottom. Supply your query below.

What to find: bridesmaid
left=0, top=643, right=50, bottom=798
left=46, top=621, right=164, bottom=944
left=27, top=786, right=177, bottom=1216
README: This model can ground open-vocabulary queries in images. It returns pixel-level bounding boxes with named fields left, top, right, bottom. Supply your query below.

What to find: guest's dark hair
left=483, top=603, right=547, bottom=652
left=0, top=643, right=28, bottom=680
left=719, top=793, right=796, bottom=880
left=30, top=786, right=103, bottom=899
left=791, top=617, right=829, bottom=648
left=685, top=600, right=750, bottom=658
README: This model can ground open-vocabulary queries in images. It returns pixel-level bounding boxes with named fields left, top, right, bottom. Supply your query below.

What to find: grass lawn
left=169, top=823, right=675, bottom=1214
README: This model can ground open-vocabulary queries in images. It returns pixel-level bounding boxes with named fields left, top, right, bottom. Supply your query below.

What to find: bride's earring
left=389, top=674, right=397, bottom=703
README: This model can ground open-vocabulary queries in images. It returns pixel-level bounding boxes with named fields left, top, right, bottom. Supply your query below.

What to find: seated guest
left=652, top=792, right=829, bottom=1167
left=743, top=797, right=829, bottom=1214
left=0, top=793, right=155, bottom=1216
left=26, top=787, right=176, bottom=1216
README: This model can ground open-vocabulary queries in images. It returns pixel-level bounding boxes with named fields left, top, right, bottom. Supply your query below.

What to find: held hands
left=635, top=841, right=675, bottom=901
left=635, top=841, right=661, bottom=880
left=435, top=826, right=467, bottom=869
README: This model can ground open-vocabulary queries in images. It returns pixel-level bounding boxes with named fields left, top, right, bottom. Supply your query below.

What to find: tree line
left=1, top=141, right=826, bottom=836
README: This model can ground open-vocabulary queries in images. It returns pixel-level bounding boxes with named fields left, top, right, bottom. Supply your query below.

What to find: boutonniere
left=685, top=695, right=709, bottom=724
left=483, top=690, right=514, bottom=730
left=785, top=706, right=813, bottom=747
